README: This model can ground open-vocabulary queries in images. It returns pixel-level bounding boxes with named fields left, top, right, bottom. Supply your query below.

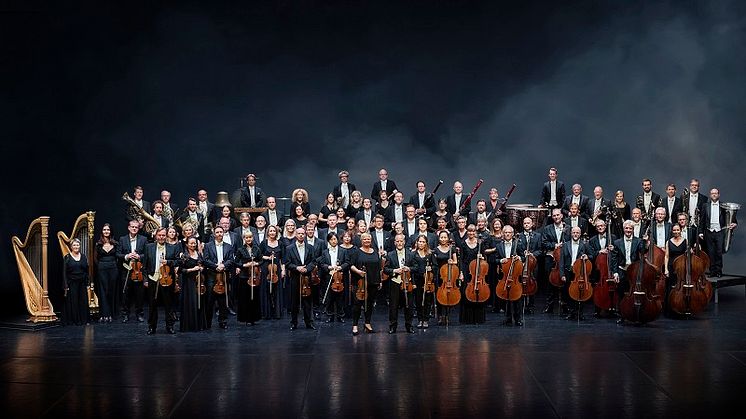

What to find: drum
left=505, top=204, right=548, bottom=230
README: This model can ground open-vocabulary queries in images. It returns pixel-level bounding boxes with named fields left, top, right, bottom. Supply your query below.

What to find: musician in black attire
left=562, top=184, right=590, bottom=219
left=125, top=185, right=151, bottom=224
left=495, top=226, right=526, bottom=326
left=350, top=232, right=382, bottom=335
left=541, top=209, right=572, bottom=314
left=682, top=178, right=707, bottom=226
left=539, top=168, right=566, bottom=224
left=203, top=225, right=235, bottom=330
left=285, top=227, right=317, bottom=330
left=563, top=203, right=590, bottom=238
left=117, top=220, right=148, bottom=323
left=371, top=168, right=398, bottom=204
left=517, top=217, right=544, bottom=314
left=239, top=173, right=265, bottom=208
left=663, top=184, right=684, bottom=224
left=611, top=220, right=647, bottom=325
left=409, top=180, right=436, bottom=219
left=559, top=227, right=592, bottom=321
left=701, top=188, right=737, bottom=277
left=446, top=181, right=471, bottom=217
left=143, top=228, right=178, bottom=335
left=635, top=178, right=662, bottom=221
left=333, top=170, right=357, bottom=209
left=95, top=223, right=120, bottom=323
left=235, top=230, right=262, bottom=325
left=63, top=238, right=90, bottom=326
left=384, top=234, right=417, bottom=334
left=317, top=233, right=349, bottom=323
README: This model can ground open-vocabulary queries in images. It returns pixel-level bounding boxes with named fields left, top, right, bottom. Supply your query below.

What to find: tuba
left=123, top=192, right=160, bottom=234
left=721, top=202, right=740, bottom=253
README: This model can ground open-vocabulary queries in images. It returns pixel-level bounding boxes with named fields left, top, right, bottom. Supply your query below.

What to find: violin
left=331, top=267, right=345, bottom=292
left=496, top=255, right=523, bottom=302
left=424, top=259, right=435, bottom=293
left=465, top=240, right=490, bottom=303
left=267, top=252, right=279, bottom=284
left=669, top=242, right=709, bottom=316
left=380, top=252, right=389, bottom=281
left=619, top=248, right=661, bottom=324
left=311, top=266, right=321, bottom=286
left=437, top=242, right=461, bottom=306
left=569, top=256, right=593, bottom=302
left=129, top=259, right=144, bottom=282
left=158, top=262, right=174, bottom=287
left=521, top=250, right=538, bottom=296
left=593, top=230, right=617, bottom=312
left=213, top=270, right=227, bottom=294
left=300, top=274, right=312, bottom=298
left=356, top=267, right=367, bottom=302
left=400, top=259, right=413, bottom=293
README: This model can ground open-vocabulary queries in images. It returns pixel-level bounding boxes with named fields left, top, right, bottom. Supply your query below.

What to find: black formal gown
left=260, top=240, right=285, bottom=320
left=610, top=203, right=631, bottom=239
left=179, top=254, right=206, bottom=332
left=665, top=238, right=688, bottom=314
left=63, top=254, right=90, bottom=326
left=351, top=249, right=381, bottom=326
left=236, top=243, right=262, bottom=324
left=459, top=241, right=486, bottom=324
left=95, top=242, right=120, bottom=319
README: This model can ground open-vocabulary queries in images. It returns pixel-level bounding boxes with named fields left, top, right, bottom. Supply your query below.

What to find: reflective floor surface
left=1, top=286, right=745, bottom=418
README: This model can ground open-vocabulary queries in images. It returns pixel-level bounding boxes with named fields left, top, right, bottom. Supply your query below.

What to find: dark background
left=1, top=0, right=745, bottom=317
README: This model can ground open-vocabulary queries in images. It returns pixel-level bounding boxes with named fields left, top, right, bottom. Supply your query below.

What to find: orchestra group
left=61, top=168, right=738, bottom=335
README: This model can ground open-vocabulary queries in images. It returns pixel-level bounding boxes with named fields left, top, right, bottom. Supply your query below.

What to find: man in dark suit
left=587, top=219, right=616, bottom=292
left=563, top=203, right=590, bottom=238
left=446, top=181, right=471, bottom=218
left=117, top=220, right=148, bottom=323
left=160, top=190, right=179, bottom=227
left=203, top=225, right=235, bottom=330
left=333, top=170, right=357, bottom=208
left=371, top=168, right=399, bottom=204
left=383, top=234, right=417, bottom=334
left=612, top=220, right=647, bottom=324
left=370, top=215, right=392, bottom=254
left=285, top=227, right=317, bottom=330
left=142, top=228, right=178, bottom=334
left=401, top=205, right=419, bottom=242
left=539, top=167, right=566, bottom=217
left=562, top=183, right=590, bottom=219
left=408, top=180, right=437, bottom=219
left=468, top=199, right=491, bottom=226
left=233, top=212, right=257, bottom=244
left=355, top=198, right=376, bottom=228
left=494, top=226, right=527, bottom=326
left=648, top=207, right=671, bottom=249
left=662, top=184, right=684, bottom=224
left=675, top=213, right=699, bottom=249
left=384, top=191, right=406, bottom=230
left=149, top=200, right=171, bottom=238
left=587, top=186, right=611, bottom=226
left=239, top=173, right=265, bottom=208
left=701, top=188, right=738, bottom=277
left=541, top=209, right=572, bottom=314
left=558, top=226, right=592, bottom=320
left=682, top=178, right=708, bottom=226
left=261, top=196, right=281, bottom=227
left=125, top=185, right=151, bottom=226
left=319, top=213, right=345, bottom=239
left=635, top=178, right=662, bottom=222
left=177, top=198, right=205, bottom=240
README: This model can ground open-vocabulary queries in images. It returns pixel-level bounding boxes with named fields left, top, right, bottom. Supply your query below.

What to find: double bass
left=619, top=248, right=661, bottom=324
left=465, top=239, right=490, bottom=303
left=592, top=227, right=618, bottom=313
left=669, top=240, right=709, bottom=316
left=497, top=255, right=523, bottom=302
left=644, top=221, right=667, bottom=304
left=436, top=241, right=461, bottom=307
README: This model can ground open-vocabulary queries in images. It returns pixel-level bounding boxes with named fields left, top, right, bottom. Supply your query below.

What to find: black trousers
left=205, top=288, right=229, bottom=328
left=96, top=262, right=119, bottom=318
left=121, top=272, right=145, bottom=317
left=705, top=229, right=725, bottom=275
left=146, top=281, right=175, bottom=329
left=388, top=282, right=414, bottom=327
left=352, top=283, right=378, bottom=325
left=414, top=287, right=434, bottom=321
left=322, top=279, right=345, bottom=318
left=290, top=275, right=313, bottom=325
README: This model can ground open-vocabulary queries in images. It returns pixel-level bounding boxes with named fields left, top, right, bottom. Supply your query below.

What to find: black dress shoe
left=337, top=317, right=345, bottom=323
left=122, top=316, right=129, bottom=323
left=228, top=308, right=237, bottom=315
left=616, top=319, right=625, bottom=325
left=515, top=321, right=523, bottom=326
left=166, top=327, right=175, bottom=334
left=405, top=326, right=415, bottom=334
left=290, top=324, right=297, bottom=330
left=364, top=325, right=375, bottom=333
left=306, top=323, right=317, bottom=330
left=388, top=326, right=396, bottom=334
left=352, top=328, right=359, bottom=336
left=219, top=323, right=227, bottom=330
left=502, top=320, right=513, bottom=326
left=137, top=315, right=145, bottom=323
left=325, top=317, right=334, bottom=323
left=147, top=328, right=155, bottom=335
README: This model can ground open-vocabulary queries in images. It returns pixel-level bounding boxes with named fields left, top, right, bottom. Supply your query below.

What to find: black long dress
left=236, top=242, right=262, bottom=324
left=350, top=248, right=381, bottom=326
left=433, top=246, right=457, bottom=323
left=63, top=254, right=90, bottom=326
left=665, top=238, right=688, bottom=314
left=459, top=240, right=486, bottom=324
left=95, top=241, right=120, bottom=319
left=259, top=240, right=285, bottom=320
left=610, top=203, right=631, bottom=239
left=340, top=244, right=357, bottom=318
left=179, top=253, right=206, bottom=332
left=412, top=251, right=435, bottom=323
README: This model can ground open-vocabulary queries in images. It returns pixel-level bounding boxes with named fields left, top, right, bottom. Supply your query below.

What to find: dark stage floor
left=1, top=286, right=745, bottom=419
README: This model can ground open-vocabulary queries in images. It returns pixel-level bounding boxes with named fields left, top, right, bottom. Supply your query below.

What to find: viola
left=569, top=257, right=593, bottom=302
left=301, top=274, right=312, bottom=298
left=424, top=260, right=435, bottom=293
left=310, top=267, right=321, bottom=286
left=465, top=240, right=490, bottom=303
left=268, top=252, right=279, bottom=284
left=158, top=263, right=174, bottom=287
left=619, top=248, right=661, bottom=324
left=213, top=271, right=227, bottom=294
left=130, top=259, right=144, bottom=282
left=497, top=256, right=523, bottom=302
left=436, top=244, right=461, bottom=306
left=356, top=267, right=367, bottom=301
left=331, top=268, right=345, bottom=293
left=380, top=253, right=389, bottom=281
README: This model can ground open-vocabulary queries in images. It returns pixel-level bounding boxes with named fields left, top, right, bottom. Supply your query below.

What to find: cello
left=569, top=256, right=593, bottom=302
left=592, top=226, right=618, bottom=313
left=465, top=239, right=490, bottom=303
left=669, top=238, right=709, bottom=316
left=497, top=255, right=523, bottom=302
left=618, top=248, right=661, bottom=324
left=436, top=241, right=461, bottom=307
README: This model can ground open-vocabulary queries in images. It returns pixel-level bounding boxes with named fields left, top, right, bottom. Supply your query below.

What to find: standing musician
left=350, top=232, right=382, bottom=335
left=239, top=173, right=265, bottom=208
left=150, top=200, right=170, bottom=230
left=346, top=190, right=364, bottom=218
left=676, top=213, right=698, bottom=248
left=254, top=215, right=268, bottom=246
left=160, top=190, right=179, bottom=226
left=446, top=181, right=471, bottom=217
left=430, top=199, right=452, bottom=231
left=178, top=198, right=205, bottom=240
left=610, top=190, right=631, bottom=239
left=559, top=226, right=592, bottom=321
left=384, top=234, right=417, bottom=334
left=485, top=187, right=504, bottom=222
left=143, top=228, right=178, bottom=335
left=701, top=188, right=738, bottom=278
left=563, top=203, right=590, bottom=238
left=317, top=233, right=349, bottom=323
left=648, top=207, right=671, bottom=250
left=259, top=225, right=284, bottom=320
left=216, top=217, right=240, bottom=315
left=541, top=208, right=571, bottom=314
left=495, top=225, right=526, bottom=326
left=587, top=219, right=617, bottom=283
left=333, top=170, right=357, bottom=209
left=196, top=189, right=216, bottom=237
left=539, top=168, right=566, bottom=223
left=562, top=184, right=590, bottom=219
left=125, top=185, right=151, bottom=224
left=635, top=178, right=662, bottom=222
left=433, top=230, right=458, bottom=326
left=663, top=184, right=683, bottom=224
left=412, top=235, right=435, bottom=329
left=588, top=186, right=610, bottom=226
left=371, top=168, right=399, bottom=205
left=117, top=220, right=147, bottom=323
left=290, top=188, right=311, bottom=217
left=284, top=227, right=317, bottom=330
left=318, top=192, right=339, bottom=229
left=630, top=208, right=647, bottom=238
left=234, top=212, right=257, bottom=243
left=261, top=197, right=281, bottom=227
left=235, top=231, right=262, bottom=326
left=409, top=180, right=436, bottom=219
left=95, top=224, right=120, bottom=324
left=304, top=227, right=325, bottom=318
left=682, top=178, right=707, bottom=226
left=320, top=213, right=345, bottom=239
left=468, top=199, right=490, bottom=226
left=202, top=225, right=235, bottom=330
left=482, top=217, right=503, bottom=313
left=385, top=191, right=406, bottom=231
left=402, top=205, right=419, bottom=242
left=355, top=197, right=376, bottom=228
left=178, top=236, right=205, bottom=332
left=611, top=220, right=647, bottom=325
left=459, top=225, right=487, bottom=324
left=407, top=217, right=437, bottom=250
left=517, top=217, right=543, bottom=314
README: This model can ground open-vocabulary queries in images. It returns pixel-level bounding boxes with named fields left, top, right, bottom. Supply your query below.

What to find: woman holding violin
left=413, top=235, right=436, bottom=329
left=460, top=224, right=487, bottom=324
left=260, top=225, right=285, bottom=320
left=339, top=231, right=357, bottom=318
left=178, top=236, right=206, bottom=332
left=349, top=232, right=382, bottom=335
left=318, top=233, right=349, bottom=323
left=236, top=231, right=262, bottom=325
left=434, top=230, right=460, bottom=326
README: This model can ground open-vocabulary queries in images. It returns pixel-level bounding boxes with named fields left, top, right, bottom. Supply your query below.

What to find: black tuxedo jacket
left=408, top=192, right=436, bottom=217
left=202, top=241, right=235, bottom=273
left=681, top=192, right=707, bottom=223
left=143, top=241, right=178, bottom=278
left=494, top=238, right=526, bottom=263
left=541, top=223, right=572, bottom=252
left=316, top=247, right=350, bottom=278
left=284, top=242, right=317, bottom=280
left=701, top=201, right=738, bottom=230
left=540, top=181, right=566, bottom=208
left=635, top=192, right=662, bottom=216
left=649, top=221, right=672, bottom=246
left=240, top=186, right=265, bottom=208
left=116, top=234, right=148, bottom=262
left=587, top=233, right=617, bottom=260
left=562, top=194, right=590, bottom=218
left=446, top=193, right=471, bottom=217
left=304, top=237, right=326, bottom=261
left=384, top=204, right=406, bottom=229
left=333, top=182, right=357, bottom=202
left=177, top=211, right=205, bottom=238
left=383, top=249, right=416, bottom=280
left=563, top=216, right=590, bottom=237
left=260, top=208, right=282, bottom=226
left=371, top=180, right=399, bottom=203
left=558, top=240, right=591, bottom=276
left=517, top=230, right=543, bottom=257
left=371, top=229, right=392, bottom=252
left=662, top=197, right=684, bottom=223
left=611, top=236, right=646, bottom=275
